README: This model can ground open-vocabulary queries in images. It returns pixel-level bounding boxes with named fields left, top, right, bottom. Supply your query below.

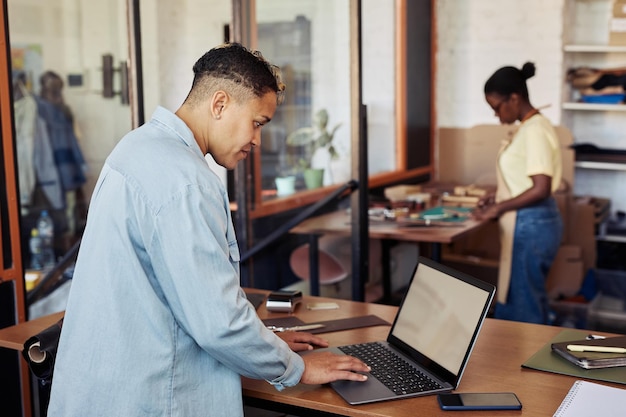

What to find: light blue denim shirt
left=48, top=107, right=304, bottom=417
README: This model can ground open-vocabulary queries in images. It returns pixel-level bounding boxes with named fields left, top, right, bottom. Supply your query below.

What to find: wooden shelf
left=575, top=161, right=626, bottom=171
left=562, top=102, right=626, bottom=111
left=597, top=234, right=626, bottom=243
left=564, top=44, right=626, bottom=53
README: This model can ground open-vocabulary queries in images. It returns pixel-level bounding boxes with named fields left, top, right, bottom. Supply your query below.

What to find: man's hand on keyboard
left=300, top=351, right=371, bottom=385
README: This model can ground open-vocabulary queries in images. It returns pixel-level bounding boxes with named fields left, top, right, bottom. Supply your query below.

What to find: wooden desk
left=244, top=293, right=622, bottom=416
left=2, top=293, right=619, bottom=417
left=289, top=210, right=487, bottom=300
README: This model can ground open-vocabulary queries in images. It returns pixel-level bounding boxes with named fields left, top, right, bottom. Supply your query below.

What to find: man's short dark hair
left=187, top=42, right=284, bottom=106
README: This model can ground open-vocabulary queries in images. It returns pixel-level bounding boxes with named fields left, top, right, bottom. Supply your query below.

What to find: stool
left=289, top=244, right=348, bottom=289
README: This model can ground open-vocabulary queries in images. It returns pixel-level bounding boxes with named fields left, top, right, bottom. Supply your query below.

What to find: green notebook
left=522, top=329, right=626, bottom=385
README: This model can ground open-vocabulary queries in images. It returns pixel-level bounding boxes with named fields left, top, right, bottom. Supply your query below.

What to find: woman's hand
left=277, top=331, right=329, bottom=352
left=472, top=204, right=501, bottom=221
left=476, top=193, right=495, bottom=209
left=472, top=193, right=500, bottom=220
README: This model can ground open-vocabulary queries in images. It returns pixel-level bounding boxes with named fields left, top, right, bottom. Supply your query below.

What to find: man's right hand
left=300, top=351, right=370, bottom=385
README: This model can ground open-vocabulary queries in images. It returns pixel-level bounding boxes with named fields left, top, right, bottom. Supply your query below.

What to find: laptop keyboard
left=338, top=342, right=444, bottom=395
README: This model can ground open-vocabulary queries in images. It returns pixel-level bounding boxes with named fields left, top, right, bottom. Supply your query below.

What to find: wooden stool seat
left=289, top=244, right=348, bottom=285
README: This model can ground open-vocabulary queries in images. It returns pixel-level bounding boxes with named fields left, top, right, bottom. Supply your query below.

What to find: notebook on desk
left=317, top=256, right=495, bottom=405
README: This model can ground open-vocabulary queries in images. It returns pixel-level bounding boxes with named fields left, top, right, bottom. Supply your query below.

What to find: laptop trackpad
left=330, top=377, right=394, bottom=405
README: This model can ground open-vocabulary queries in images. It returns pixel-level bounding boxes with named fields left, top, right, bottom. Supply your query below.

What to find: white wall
left=435, top=0, right=565, bottom=128
left=140, top=0, right=231, bottom=183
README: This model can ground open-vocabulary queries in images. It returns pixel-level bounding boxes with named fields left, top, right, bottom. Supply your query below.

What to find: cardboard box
left=610, top=18, right=626, bottom=45
left=614, top=0, right=626, bottom=18
left=546, top=245, right=584, bottom=299
left=569, top=197, right=598, bottom=273
left=610, top=1, right=626, bottom=45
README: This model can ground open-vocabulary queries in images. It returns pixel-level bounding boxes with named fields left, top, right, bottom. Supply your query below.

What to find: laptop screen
left=388, top=257, right=493, bottom=378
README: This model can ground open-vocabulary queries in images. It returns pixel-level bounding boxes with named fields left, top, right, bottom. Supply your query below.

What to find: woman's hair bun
left=521, top=62, right=536, bottom=80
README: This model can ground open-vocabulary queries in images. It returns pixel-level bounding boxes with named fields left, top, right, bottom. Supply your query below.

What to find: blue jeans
left=494, top=197, right=563, bottom=324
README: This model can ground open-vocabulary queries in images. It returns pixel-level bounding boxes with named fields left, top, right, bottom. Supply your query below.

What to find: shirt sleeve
left=148, top=181, right=304, bottom=388
left=523, top=122, right=556, bottom=178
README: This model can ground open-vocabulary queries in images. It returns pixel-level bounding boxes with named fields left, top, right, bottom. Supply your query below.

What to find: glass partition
left=256, top=0, right=353, bottom=199
left=246, top=0, right=406, bottom=218
left=7, top=0, right=134, bottom=274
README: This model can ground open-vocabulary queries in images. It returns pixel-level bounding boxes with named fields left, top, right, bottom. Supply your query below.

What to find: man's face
left=210, top=91, right=277, bottom=170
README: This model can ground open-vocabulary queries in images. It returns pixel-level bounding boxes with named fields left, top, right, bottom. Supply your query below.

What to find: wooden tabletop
left=0, top=311, right=64, bottom=351
left=289, top=210, right=487, bottom=244
left=2, top=291, right=620, bottom=416
left=244, top=291, right=622, bottom=417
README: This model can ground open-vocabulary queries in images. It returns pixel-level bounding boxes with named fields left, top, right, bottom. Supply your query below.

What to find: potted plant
left=285, top=109, right=341, bottom=189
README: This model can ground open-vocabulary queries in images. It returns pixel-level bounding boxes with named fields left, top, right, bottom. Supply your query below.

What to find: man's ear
left=211, top=90, right=228, bottom=119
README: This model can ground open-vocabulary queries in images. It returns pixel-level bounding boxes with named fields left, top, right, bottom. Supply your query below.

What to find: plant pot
left=303, top=168, right=324, bottom=189
left=275, top=176, right=296, bottom=196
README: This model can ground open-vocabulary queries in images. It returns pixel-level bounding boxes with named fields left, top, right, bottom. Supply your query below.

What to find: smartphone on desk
left=437, top=392, right=522, bottom=411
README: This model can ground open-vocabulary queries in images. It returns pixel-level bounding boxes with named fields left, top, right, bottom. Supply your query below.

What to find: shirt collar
left=150, top=106, right=204, bottom=159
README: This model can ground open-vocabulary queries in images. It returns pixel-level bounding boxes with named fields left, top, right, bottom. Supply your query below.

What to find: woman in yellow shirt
left=476, top=62, right=563, bottom=324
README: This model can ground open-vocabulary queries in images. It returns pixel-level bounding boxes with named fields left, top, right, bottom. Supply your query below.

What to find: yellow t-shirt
left=498, top=114, right=562, bottom=198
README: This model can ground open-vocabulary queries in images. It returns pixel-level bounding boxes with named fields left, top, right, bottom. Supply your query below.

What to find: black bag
left=22, top=318, right=63, bottom=384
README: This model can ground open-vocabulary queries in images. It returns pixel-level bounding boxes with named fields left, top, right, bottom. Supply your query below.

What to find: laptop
left=320, top=256, right=495, bottom=405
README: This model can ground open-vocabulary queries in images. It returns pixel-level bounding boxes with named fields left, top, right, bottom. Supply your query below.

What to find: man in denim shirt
left=48, top=43, right=369, bottom=417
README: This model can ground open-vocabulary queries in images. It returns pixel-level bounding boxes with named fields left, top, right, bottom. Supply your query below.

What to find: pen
left=586, top=334, right=607, bottom=340
left=267, top=324, right=325, bottom=332
left=566, top=344, right=626, bottom=354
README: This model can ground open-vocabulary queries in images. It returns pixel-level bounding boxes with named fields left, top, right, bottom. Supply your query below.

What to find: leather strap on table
left=262, top=314, right=390, bottom=334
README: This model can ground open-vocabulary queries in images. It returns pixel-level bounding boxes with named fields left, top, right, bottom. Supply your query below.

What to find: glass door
left=7, top=0, right=134, bottom=303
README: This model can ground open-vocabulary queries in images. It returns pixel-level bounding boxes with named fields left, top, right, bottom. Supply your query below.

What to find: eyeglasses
left=491, top=96, right=510, bottom=114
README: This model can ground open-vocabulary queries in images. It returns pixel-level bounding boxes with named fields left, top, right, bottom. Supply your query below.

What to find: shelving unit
left=562, top=0, right=626, bottom=219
